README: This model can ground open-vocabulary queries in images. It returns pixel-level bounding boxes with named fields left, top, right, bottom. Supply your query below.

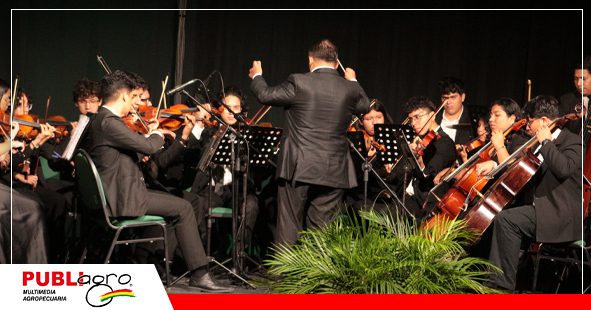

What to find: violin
left=12, top=114, right=41, bottom=140
left=11, top=114, right=70, bottom=141
left=0, top=112, right=11, bottom=137
left=462, top=136, right=486, bottom=153
left=412, top=129, right=439, bottom=157
left=348, top=126, right=386, bottom=157
left=159, top=104, right=218, bottom=131
left=123, top=104, right=219, bottom=134
left=42, top=115, right=72, bottom=140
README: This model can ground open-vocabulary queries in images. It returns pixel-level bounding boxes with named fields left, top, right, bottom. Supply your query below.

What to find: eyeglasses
left=80, top=99, right=100, bottom=105
left=408, top=112, right=430, bottom=124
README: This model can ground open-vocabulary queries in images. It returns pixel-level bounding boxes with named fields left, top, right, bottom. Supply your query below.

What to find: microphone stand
left=348, top=138, right=414, bottom=218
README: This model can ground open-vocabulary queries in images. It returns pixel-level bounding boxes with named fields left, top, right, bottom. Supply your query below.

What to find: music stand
left=196, top=125, right=283, bottom=285
left=374, top=124, right=425, bottom=178
left=347, top=128, right=414, bottom=218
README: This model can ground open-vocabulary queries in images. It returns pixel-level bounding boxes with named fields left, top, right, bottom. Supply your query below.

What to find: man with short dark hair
left=560, top=55, right=590, bottom=134
left=488, top=95, right=582, bottom=291
left=249, top=39, right=370, bottom=245
left=402, top=96, right=456, bottom=218
left=87, top=70, right=232, bottom=292
left=436, top=77, right=476, bottom=145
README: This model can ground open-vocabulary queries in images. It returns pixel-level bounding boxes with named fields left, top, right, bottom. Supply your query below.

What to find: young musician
left=86, top=70, right=232, bottom=292
left=474, top=98, right=528, bottom=177
left=436, top=77, right=476, bottom=145
left=487, top=95, right=582, bottom=291
left=402, top=96, right=456, bottom=218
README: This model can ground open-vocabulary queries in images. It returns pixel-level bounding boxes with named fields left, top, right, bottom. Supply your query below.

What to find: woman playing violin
left=474, top=98, right=528, bottom=176
left=345, top=99, right=402, bottom=210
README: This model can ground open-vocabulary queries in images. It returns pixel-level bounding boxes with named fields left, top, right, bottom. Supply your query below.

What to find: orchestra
left=0, top=42, right=587, bottom=294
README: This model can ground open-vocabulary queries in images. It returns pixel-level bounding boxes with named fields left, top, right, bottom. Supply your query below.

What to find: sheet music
left=61, top=114, right=90, bottom=161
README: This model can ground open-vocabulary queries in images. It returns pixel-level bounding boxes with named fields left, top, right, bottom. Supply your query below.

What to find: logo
left=78, top=273, right=135, bottom=308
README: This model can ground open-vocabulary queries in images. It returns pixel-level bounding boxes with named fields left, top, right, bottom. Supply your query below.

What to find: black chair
left=74, top=149, right=170, bottom=286
left=531, top=240, right=590, bottom=293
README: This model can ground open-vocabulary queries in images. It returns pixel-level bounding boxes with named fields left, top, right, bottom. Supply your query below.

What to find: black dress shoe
left=189, top=272, right=234, bottom=293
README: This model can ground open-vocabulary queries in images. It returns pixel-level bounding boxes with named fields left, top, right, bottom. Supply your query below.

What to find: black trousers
left=1, top=183, right=48, bottom=264
left=489, top=205, right=536, bottom=290
left=144, top=190, right=208, bottom=270
left=276, top=179, right=344, bottom=245
left=192, top=185, right=259, bottom=249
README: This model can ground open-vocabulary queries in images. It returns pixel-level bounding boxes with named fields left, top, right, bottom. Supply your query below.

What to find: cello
left=462, top=114, right=578, bottom=237
left=421, top=119, right=528, bottom=229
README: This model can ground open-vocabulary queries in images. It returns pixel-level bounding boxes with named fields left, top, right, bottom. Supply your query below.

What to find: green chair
left=40, top=157, right=60, bottom=180
left=74, top=149, right=170, bottom=286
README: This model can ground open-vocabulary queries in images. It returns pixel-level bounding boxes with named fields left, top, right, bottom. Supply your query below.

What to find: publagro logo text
left=22, top=271, right=135, bottom=307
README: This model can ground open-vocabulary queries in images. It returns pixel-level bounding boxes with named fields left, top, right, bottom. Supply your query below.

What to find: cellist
left=487, top=95, right=582, bottom=291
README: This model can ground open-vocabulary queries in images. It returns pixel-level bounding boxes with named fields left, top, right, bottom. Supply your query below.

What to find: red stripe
left=168, top=294, right=588, bottom=310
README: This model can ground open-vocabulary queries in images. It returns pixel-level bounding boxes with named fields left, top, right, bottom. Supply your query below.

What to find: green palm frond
left=264, top=210, right=500, bottom=294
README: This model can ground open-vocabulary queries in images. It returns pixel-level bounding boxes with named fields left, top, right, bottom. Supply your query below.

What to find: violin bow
left=44, top=96, right=51, bottom=120
left=11, top=77, right=19, bottom=114
left=96, top=55, right=113, bottom=75
left=156, top=75, right=169, bottom=117
left=527, top=79, right=532, bottom=103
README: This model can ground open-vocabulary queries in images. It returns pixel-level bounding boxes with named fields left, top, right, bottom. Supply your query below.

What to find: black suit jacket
left=87, top=107, right=164, bottom=217
left=250, top=68, right=370, bottom=188
left=533, top=129, right=582, bottom=242
left=435, top=105, right=476, bottom=145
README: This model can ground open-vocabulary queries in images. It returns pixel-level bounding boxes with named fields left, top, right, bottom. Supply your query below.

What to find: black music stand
left=347, top=128, right=413, bottom=218
left=197, top=125, right=282, bottom=286
left=375, top=124, right=425, bottom=178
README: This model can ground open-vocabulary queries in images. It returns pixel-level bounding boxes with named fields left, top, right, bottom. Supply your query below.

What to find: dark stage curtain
left=12, top=10, right=582, bottom=125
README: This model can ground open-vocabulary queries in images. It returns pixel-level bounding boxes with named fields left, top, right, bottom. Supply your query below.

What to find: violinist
left=473, top=98, right=528, bottom=177
left=11, top=93, right=68, bottom=262
left=1, top=78, right=49, bottom=264
left=38, top=78, right=102, bottom=182
left=487, top=95, right=582, bottom=291
left=345, top=100, right=402, bottom=210
left=401, top=96, right=456, bottom=219
left=160, top=86, right=260, bottom=250
left=87, top=70, right=231, bottom=292
left=456, top=115, right=490, bottom=163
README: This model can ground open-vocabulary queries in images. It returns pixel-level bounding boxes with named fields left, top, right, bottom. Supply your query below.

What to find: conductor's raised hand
left=249, top=60, right=263, bottom=79
left=344, top=68, right=357, bottom=81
